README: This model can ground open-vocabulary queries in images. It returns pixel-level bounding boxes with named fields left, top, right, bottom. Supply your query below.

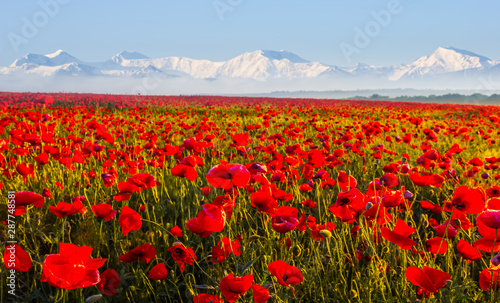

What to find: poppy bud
left=319, top=230, right=332, bottom=238
left=85, top=295, right=103, bottom=303
left=365, top=202, right=373, bottom=210
left=402, top=157, right=407, bottom=163
left=321, top=255, right=331, bottom=265
left=248, top=235, right=260, bottom=241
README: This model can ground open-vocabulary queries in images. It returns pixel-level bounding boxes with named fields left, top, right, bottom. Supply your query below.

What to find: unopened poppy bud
left=365, top=246, right=373, bottom=254
left=365, top=202, right=373, bottom=210
left=319, top=230, right=332, bottom=238
left=185, top=288, right=195, bottom=299
left=248, top=235, right=260, bottom=241
left=454, top=219, right=461, bottom=228
left=85, top=295, right=103, bottom=303
left=292, top=245, right=302, bottom=257
left=322, top=254, right=331, bottom=265
left=402, top=157, right=407, bottom=163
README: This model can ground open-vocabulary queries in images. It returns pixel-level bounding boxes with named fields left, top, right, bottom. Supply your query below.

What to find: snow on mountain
left=10, top=50, right=82, bottom=67
left=390, top=47, right=498, bottom=80
left=1, top=47, right=499, bottom=86
left=120, top=50, right=332, bottom=79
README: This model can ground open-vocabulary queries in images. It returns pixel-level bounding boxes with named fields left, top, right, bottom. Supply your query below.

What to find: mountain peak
left=259, top=50, right=309, bottom=63
left=45, top=49, right=69, bottom=58
left=432, top=46, right=491, bottom=61
left=111, top=51, right=149, bottom=63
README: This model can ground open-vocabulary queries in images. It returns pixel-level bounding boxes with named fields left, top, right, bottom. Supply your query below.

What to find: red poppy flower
left=477, top=210, right=500, bottom=229
left=409, top=172, right=445, bottom=188
left=329, top=188, right=366, bottom=223
left=420, top=200, right=442, bottom=215
left=406, top=266, right=451, bottom=294
left=363, top=203, right=393, bottom=226
left=42, top=188, right=53, bottom=198
left=193, top=293, right=223, bottom=303
left=381, top=219, right=417, bottom=250
left=479, top=266, right=500, bottom=291
left=16, top=163, right=34, bottom=182
left=219, top=273, right=254, bottom=303
left=211, top=236, right=241, bottom=264
left=425, top=237, right=448, bottom=255
left=119, top=243, right=156, bottom=264
left=97, top=269, right=120, bottom=296
left=200, top=186, right=213, bottom=196
left=148, top=263, right=168, bottom=280
left=433, top=222, right=457, bottom=238
left=12, top=191, right=45, bottom=216
left=170, top=225, right=183, bottom=237
left=252, top=284, right=270, bottom=303
left=206, top=163, right=250, bottom=189
left=101, top=173, right=116, bottom=187
left=487, top=186, right=500, bottom=198
left=271, top=206, right=299, bottom=233
left=34, top=152, right=49, bottom=165
left=487, top=198, right=500, bottom=210
left=381, top=189, right=405, bottom=208
left=118, top=206, right=142, bottom=236
left=41, top=243, right=107, bottom=289
left=49, top=199, right=87, bottom=218
left=302, top=199, right=317, bottom=209
left=127, top=173, right=158, bottom=191
left=250, top=186, right=278, bottom=215
left=337, top=171, right=357, bottom=191
left=380, top=173, right=399, bottom=187
left=451, top=186, right=487, bottom=214
left=192, top=203, right=226, bottom=233
left=232, top=132, right=249, bottom=147
left=185, top=217, right=213, bottom=238
left=456, top=239, right=483, bottom=261
left=3, top=244, right=32, bottom=272
left=167, top=244, right=196, bottom=273
left=91, top=203, right=117, bottom=221
left=171, top=155, right=201, bottom=181
left=268, top=260, right=303, bottom=294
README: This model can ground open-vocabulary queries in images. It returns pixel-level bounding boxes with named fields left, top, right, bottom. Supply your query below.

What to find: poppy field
left=1, top=92, right=500, bottom=302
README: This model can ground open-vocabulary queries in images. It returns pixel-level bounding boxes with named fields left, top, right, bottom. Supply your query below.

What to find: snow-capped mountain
left=391, top=47, right=498, bottom=80
left=1, top=47, right=499, bottom=91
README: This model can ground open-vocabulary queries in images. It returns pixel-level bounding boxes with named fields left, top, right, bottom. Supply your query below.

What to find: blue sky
left=1, top=0, right=499, bottom=67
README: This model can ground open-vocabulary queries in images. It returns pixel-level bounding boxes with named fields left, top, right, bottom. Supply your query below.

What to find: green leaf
left=242, top=256, right=260, bottom=273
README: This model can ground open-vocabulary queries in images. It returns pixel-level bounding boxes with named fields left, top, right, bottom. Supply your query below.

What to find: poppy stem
left=141, top=219, right=175, bottom=237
